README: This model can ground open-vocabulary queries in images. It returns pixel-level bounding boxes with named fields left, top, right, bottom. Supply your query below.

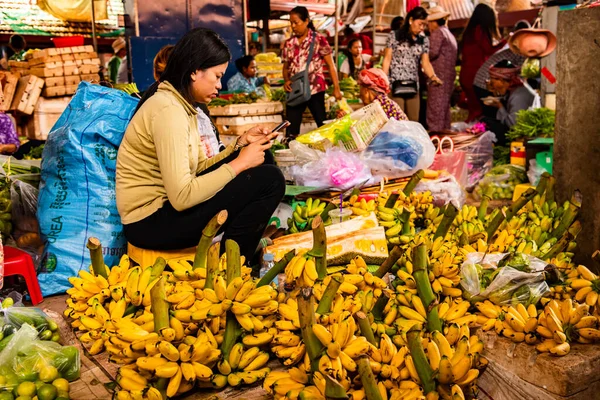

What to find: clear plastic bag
left=415, top=174, right=466, bottom=209
left=473, top=164, right=527, bottom=200
left=361, top=119, right=435, bottom=180
left=460, top=252, right=550, bottom=306
left=462, top=131, right=496, bottom=189
left=0, top=324, right=80, bottom=388
left=0, top=306, right=60, bottom=341
left=10, top=179, right=41, bottom=249
left=290, top=147, right=372, bottom=190
left=527, top=159, right=546, bottom=186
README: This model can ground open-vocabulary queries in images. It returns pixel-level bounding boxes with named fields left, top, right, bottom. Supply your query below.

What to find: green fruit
left=46, top=321, right=58, bottom=333
left=16, top=382, right=36, bottom=397
left=38, top=368, right=58, bottom=385
left=15, top=397, right=31, bottom=400
left=50, top=334, right=60, bottom=343
left=38, top=331, right=52, bottom=341
left=0, top=392, right=14, bottom=400
left=50, top=380, right=67, bottom=394
left=1, top=298, right=14, bottom=308
left=36, top=385, right=56, bottom=400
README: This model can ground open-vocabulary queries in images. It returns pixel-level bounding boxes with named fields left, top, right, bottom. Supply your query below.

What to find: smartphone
left=271, top=120, right=291, bottom=133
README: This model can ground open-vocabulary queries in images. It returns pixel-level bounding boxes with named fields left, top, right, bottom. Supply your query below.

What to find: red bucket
left=51, top=36, right=85, bottom=48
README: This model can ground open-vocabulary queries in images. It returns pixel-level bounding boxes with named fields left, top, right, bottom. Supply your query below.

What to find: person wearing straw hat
left=481, top=59, right=536, bottom=146
left=107, top=37, right=127, bottom=84
left=426, top=5, right=457, bottom=131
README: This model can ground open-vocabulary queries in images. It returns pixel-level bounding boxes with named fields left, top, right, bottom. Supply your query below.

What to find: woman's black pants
left=285, top=91, right=327, bottom=140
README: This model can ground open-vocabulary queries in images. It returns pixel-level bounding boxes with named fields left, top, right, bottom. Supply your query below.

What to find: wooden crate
left=65, top=85, right=78, bottom=95
left=28, top=54, right=62, bottom=67
left=214, top=114, right=282, bottom=136
left=80, top=74, right=101, bottom=82
left=29, top=48, right=60, bottom=59
left=79, top=64, right=100, bottom=74
left=44, top=76, right=65, bottom=88
left=63, top=65, right=79, bottom=76
left=74, top=52, right=98, bottom=60
left=0, top=72, right=19, bottom=111
left=208, top=101, right=284, bottom=116
left=30, top=66, right=64, bottom=78
left=60, top=53, right=75, bottom=62
left=8, top=60, right=28, bottom=69
left=71, top=45, right=94, bottom=53
left=65, top=75, right=81, bottom=86
left=42, top=86, right=67, bottom=98
left=24, top=96, right=71, bottom=140
left=82, top=58, right=101, bottom=66
left=9, top=75, right=44, bottom=114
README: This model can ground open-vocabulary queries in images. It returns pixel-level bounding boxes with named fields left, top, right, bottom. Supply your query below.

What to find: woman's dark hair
left=396, top=7, right=428, bottom=45
left=344, top=38, right=362, bottom=77
left=290, top=6, right=316, bottom=31
left=462, top=3, right=500, bottom=44
left=135, top=28, right=231, bottom=114
left=235, top=55, right=255, bottom=73
left=391, top=16, right=404, bottom=31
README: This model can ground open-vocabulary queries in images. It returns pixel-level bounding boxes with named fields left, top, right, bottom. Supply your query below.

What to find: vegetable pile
left=208, top=92, right=260, bottom=107
left=507, top=108, right=555, bottom=141
left=521, top=59, right=541, bottom=80
left=328, top=77, right=359, bottom=100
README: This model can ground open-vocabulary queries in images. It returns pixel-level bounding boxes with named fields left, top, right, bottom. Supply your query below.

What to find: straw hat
left=427, top=6, right=451, bottom=21
left=112, top=37, right=126, bottom=53
left=508, top=28, right=557, bottom=58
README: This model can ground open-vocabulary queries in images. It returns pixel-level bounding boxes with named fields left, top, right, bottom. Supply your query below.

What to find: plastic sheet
left=460, top=252, right=550, bottom=306
left=37, top=82, right=139, bottom=296
left=527, top=159, right=546, bottom=186
left=361, top=119, right=435, bottom=180
left=429, top=151, right=468, bottom=187
left=462, top=131, right=496, bottom=189
left=473, top=164, right=527, bottom=200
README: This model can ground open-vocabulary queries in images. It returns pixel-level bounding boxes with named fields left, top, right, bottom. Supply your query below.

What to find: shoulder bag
left=286, top=35, right=316, bottom=107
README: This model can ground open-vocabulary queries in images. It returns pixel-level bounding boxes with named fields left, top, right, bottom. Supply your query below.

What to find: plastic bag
left=462, top=131, right=496, bottom=189
left=415, top=174, right=466, bottom=209
left=0, top=306, right=60, bottom=341
left=460, top=252, right=550, bottom=306
left=10, top=180, right=41, bottom=247
left=429, top=151, right=468, bottom=187
left=37, top=82, right=139, bottom=296
left=362, top=119, right=435, bottom=180
left=296, top=115, right=354, bottom=150
left=527, top=159, right=546, bottom=186
left=0, top=324, right=80, bottom=388
left=291, top=147, right=372, bottom=190
left=473, top=164, right=526, bottom=200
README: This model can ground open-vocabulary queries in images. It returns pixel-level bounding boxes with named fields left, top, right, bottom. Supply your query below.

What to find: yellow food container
left=510, top=141, right=526, bottom=166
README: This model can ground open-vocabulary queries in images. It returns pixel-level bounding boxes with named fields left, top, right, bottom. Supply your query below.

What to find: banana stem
left=315, top=274, right=344, bottom=314
left=545, top=175, right=556, bottom=204
left=468, top=232, right=486, bottom=244
left=298, top=288, right=323, bottom=372
left=400, top=209, right=412, bottom=235
left=320, top=202, right=337, bottom=222
left=542, top=232, right=573, bottom=261
left=459, top=232, right=469, bottom=247
left=308, top=216, right=327, bottom=280
left=370, top=293, right=389, bottom=322
left=551, top=200, right=580, bottom=240
left=433, top=203, right=457, bottom=241
left=204, top=243, right=220, bottom=290
left=324, top=375, right=349, bottom=400
left=256, top=250, right=295, bottom=288
left=413, top=245, right=442, bottom=333
left=478, top=186, right=493, bottom=221
left=384, top=193, right=399, bottom=208
left=536, top=172, right=550, bottom=197
left=356, top=356, right=383, bottom=400
left=221, top=240, right=242, bottom=361
left=356, top=311, right=377, bottom=346
left=403, top=169, right=424, bottom=196
left=86, top=237, right=108, bottom=279
left=192, top=210, right=228, bottom=269
left=374, top=246, right=404, bottom=278
left=486, top=188, right=537, bottom=242
left=406, top=327, right=436, bottom=394
left=150, top=277, right=169, bottom=332
left=225, top=240, right=241, bottom=285
left=149, top=257, right=166, bottom=282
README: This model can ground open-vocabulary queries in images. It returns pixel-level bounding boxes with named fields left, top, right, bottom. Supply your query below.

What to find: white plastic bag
left=527, top=159, right=546, bottom=186
left=415, top=174, right=466, bottom=209
left=361, top=120, right=435, bottom=180
left=460, top=252, right=550, bottom=306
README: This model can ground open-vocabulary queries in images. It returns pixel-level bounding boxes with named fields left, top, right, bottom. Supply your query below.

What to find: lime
left=16, top=382, right=36, bottom=397
left=0, top=391, right=14, bottom=400
left=2, top=298, right=14, bottom=308
left=46, top=320, right=58, bottom=333
left=38, top=331, right=52, bottom=341
left=36, top=385, right=56, bottom=400
left=38, top=368, right=58, bottom=384
left=50, top=380, right=67, bottom=394
left=15, top=397, right=31, bottom=400
left=56, top=391, right=68, bottom=400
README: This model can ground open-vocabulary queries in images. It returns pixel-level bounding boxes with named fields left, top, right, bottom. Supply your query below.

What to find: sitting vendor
left=482, top=60, right=536, bottom=146
left=357, top=68, right=408, bottom=121
left=227, top=55, right=269, bottom=93
left=0, top=113, right=20, bottom=155
left=116, top=28, right=285, bottom=263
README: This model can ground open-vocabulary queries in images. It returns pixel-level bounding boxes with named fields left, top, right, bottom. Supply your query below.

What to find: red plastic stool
left=3, top=246, right=43, bottom=305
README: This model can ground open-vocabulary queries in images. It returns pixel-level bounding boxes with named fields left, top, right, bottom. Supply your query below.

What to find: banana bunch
left=343, top=256, right=390, bottom=297
left=263, top=368, right=324, bottom=400
left=211, top=342, right=271, bottom=388
left=452, top=205, right=479, bottom=227
left=439, top=299, right=477, bottom=328
left=347, top=195, right=376, bottom=217
left=385, top=291, right=426, bottom=338
left=476, top=302, right=539, bottom=344
left=368, top=334, right=411, bottom=382
left=376, top=204, right=416, bottom=244
left=568, top=265, right=600, bottom=308
left=288, top=198, right=328, bottom=234
left=270, top=298, right=308, bottom=366
left=284, top=252, right=320, bottom=288
left=378, top=190, right=435, bottom=216
left=535, top=298, right=599, bottom=356
left=115, top=369, right=163, bottom=400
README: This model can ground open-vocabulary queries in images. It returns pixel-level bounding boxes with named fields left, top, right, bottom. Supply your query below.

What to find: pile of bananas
left=287, top=198, right=328, bottom=234
left=347, top=195, right=377, bottom=217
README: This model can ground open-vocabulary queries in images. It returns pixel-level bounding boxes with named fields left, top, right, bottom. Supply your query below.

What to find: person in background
left=227, top=55, right=269, bottom=93
left=474, top=20, right=530, bottom=118
left=459, top=3, right=505, bottom=122
left=426, top=6, right=457, bottom=131
left=0, top=113, right=20, bottom=155
left=117, top=28, right=284, bottom=264
left=340, top=38, right=371, bottom=80
left=8, top=35, right=26, bottom=61
left=357, top=68, right=408, bottom=121
left=282, top=6, right=343, bottom=141
left=390, top=16, right=404, bottom=31
left=482, top=60, right=535, bottom=146
left=153, top=45, right=174, bottom=81
left=249, top=42, right=260, bottom=57
left=382, top=6, right=442, bottom=122
left=107, top=38, right=127, bottom=83
left=341, top=26, right=374, bottom=55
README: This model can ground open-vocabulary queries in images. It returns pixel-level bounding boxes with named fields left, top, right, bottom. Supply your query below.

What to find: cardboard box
left=65, top=85, right=78, bottom=95
left=60, top=53, right=75, bottom=62
left=63, top=65, right=79, bottom=76
left=30, top=48, right=59, bottom=59
left=79, top=64, right=100, bottom=74
left=44, top=76, right=65, bottom=88
left=65, top=75, right=81, bottom=86
left=42, top=86, right=67, bottom=98
left=25, top=96, right=71, bottom=140
left=29, top=61, right=63, bottom=69
left=28, top=55, right=62, bottom=67
left=9, top=75, right=44, bottom=114
left=74, top=52, right=98, bottom=60
left=71, top=45, right=94, bottom=54
left=57, top=47, right=72, bottom=55
left=0, top=72, right=19, bottom=112
left=30, top=67, right=64, bottom=78
left=82, top=58, right=101, bottom=66
left=80, top=74, right=100, bottom=82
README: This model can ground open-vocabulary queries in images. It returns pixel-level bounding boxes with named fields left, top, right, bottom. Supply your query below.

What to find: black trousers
left=285, top=91, right=327, bottom=140
left=124, top=150, right=285, bottom=262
